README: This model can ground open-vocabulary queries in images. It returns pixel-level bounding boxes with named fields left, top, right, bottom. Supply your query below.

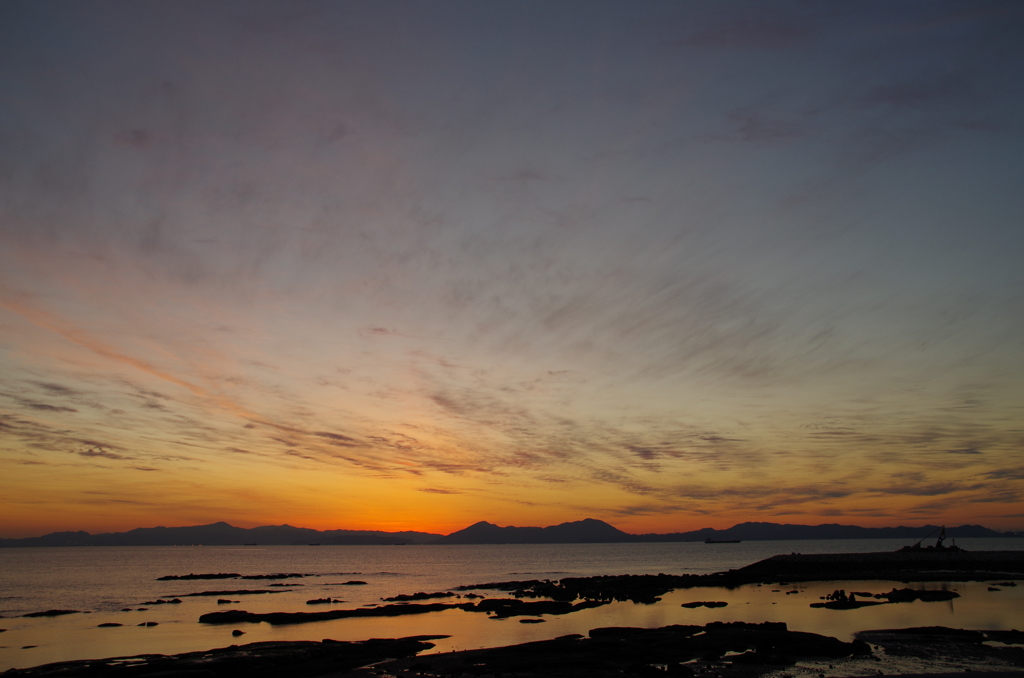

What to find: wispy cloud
left=23, top=402, right=78, bottom=413
left=314, top=431, right=359, bottom=447
left=77, top=447, right=134, bottom=461
left=30, top=382, right=82, bottom=397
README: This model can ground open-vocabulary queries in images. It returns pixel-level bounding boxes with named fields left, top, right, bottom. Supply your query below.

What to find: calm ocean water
left=1, top=538, right=1022, bottom=671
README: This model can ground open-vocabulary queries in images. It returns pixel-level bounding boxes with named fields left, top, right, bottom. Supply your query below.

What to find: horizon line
left=3, top=517, right=1020, bottom=541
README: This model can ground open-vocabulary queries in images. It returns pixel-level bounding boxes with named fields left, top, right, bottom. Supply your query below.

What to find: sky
left=1, top=1, right=1023, bottom=539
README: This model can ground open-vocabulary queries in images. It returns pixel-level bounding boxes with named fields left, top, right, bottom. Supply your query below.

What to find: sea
left=2, top=538, right=1023, bottom=671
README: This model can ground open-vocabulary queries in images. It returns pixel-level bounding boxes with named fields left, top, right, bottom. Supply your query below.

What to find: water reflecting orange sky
left=4, top=579, right=1020, bottom=671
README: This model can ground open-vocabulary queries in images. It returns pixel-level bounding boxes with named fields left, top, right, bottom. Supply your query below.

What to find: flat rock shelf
left=726, top=550, right=1024, bottom=583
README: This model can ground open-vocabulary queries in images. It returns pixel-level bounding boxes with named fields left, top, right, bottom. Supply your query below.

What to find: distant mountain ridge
left=0, top=519, right=1017, bottom=547
left=0, top=522, right=443, bottom=547
left=435, top=519, right=1017, bottom=544
left=432, top=518, right=631, bottom=544
left=632, top=521, right=1019, bottom=542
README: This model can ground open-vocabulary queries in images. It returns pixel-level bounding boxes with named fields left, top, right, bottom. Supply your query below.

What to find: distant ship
left=705, top=538, right=741, bottom=544
left=897, top=526, right=964, bottom=552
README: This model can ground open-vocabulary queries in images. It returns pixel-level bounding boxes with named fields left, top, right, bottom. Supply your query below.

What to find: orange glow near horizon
left=2, top=3, right=1022, bottom=541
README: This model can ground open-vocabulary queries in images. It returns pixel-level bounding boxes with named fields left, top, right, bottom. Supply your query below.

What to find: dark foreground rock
left=477, top=598, right=610, bottom=618
left=21, top=610, right=81, bottom=618
left=881, top=587, right=960, bottom=602
left=9, top=623, right=1024, bottom=678
left=3, top=623, right=870, bottom=678
left=457, top=574, right=705, bottom=603
left=809, top=587, right=960, bottom=609
left=177, top=589, right=288, bottom=597
left=199, top=597, right=610, bottom=625
left=156, top=572, right=311, bottom=581
left=2, top=637, right=440, bottom=677
left=200, top=602, right=466, bottom=625
left=157, top=572, right=240, bottom=580
left=351, top=621, right=871, bottom=678
left=809, top=599, right=886, bottom=609
left=382, top=591, right=457, bottom=602
left=727, top=550, right=1024, bottom=584
left=857, top=626, right=1024, bottom=670
left=452, top=552, right=1024, bottom=606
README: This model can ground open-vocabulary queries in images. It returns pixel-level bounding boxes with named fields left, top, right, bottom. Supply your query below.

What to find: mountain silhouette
left=432, top=518, right=631, bottom=544
left=0, top=519, right=1015, bottom=547
left=0, top=522, right=442, bottom=547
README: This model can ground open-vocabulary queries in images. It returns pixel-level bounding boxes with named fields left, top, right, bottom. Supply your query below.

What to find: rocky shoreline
left=0, top=636, right=441, bottom=677
left=13, top=550, right=1024, bottom=626
left=449, top=550, right=1024, bottom=606
left=5, top=623, right=1023, bottom=678
left=727, top=550, right=1024, bottom=583
left=6, top=551, right=1023, bottom=676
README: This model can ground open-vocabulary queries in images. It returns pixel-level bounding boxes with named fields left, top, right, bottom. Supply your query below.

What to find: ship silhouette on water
left=897, top=525, right=964, bottom=552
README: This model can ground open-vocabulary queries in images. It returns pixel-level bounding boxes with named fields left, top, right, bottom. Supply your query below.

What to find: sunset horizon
left=2, top=2, right=1022, bottom=542
left=3, top=5, right=1023, bottom=675
left=3, top=514, right=1022, bottom=542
